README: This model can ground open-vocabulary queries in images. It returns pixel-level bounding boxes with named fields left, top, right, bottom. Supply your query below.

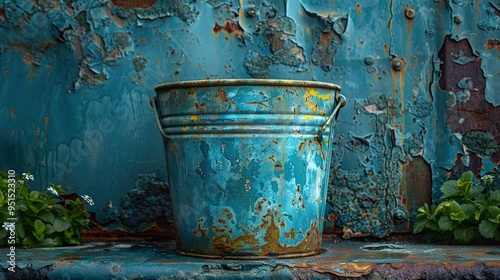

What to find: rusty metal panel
left=313, top=0, right=440, bottom=237
left=0, top=0, right=498, bottom=239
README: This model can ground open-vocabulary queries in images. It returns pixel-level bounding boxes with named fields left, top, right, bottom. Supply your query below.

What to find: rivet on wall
left=405, top=7, right=416, bottom=19
left=391, top=58, right=404, bottom=71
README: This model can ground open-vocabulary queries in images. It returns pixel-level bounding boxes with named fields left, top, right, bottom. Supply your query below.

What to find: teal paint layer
left=0, top=0, right=498, bottom=238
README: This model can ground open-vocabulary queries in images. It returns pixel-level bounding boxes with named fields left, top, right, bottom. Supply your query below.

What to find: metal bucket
left=151, top=79, right=345, bottom=259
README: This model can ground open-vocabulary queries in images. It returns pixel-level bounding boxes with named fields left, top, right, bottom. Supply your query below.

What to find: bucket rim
left=154, top=79, right=341, bottom=92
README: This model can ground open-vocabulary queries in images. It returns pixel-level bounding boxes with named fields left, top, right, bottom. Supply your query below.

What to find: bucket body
left=153, top=79, right=344, bottom=259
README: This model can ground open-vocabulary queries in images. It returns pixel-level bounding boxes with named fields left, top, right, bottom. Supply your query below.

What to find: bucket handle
left=150, top=96, right=170, bottom=139
left=319, top=92, right=346, bottom=136
left=150, top=93, right=346, bottom=139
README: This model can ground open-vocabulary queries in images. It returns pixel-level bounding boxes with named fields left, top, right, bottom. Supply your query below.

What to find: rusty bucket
left=151, top=79, right=345, bottom=259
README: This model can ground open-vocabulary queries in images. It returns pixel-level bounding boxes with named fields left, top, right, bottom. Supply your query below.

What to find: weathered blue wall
left=0, top=0, right=499, bottom=238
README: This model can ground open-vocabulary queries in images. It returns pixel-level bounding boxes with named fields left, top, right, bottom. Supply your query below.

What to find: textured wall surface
left=0, top=0, right=499, bottom=238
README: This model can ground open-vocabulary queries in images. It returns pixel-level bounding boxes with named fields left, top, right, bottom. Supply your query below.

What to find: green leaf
left=438, top=216, right=458, bottom=231
left=38, top=210, right=55, bottom=223
left=448, top=201, right=465, bottom=221
left=32, top=230, right=45, bottom=242
left=474, top=193, right=488, bottom=206
left=18, top=184, right=29, bottom=197
left=73, top=216, right=89, bottom=226
left=441, top=180, right=460, bottom=199
left=450, top=212, right=466, bottom=222
left=457, top=180, right=472, bottom=195
left=22, top=237, right=36, bottom=248
left=28, top=201, right=49, bottom=214
left=52, top=204, right=66, bottom=213
left=53, top=236, right=63, bottom=246
left=39, top=238, right=58, bottom=247
left=17, top=223, right=25, bottom=238
left=433, top=201, right=450, bottom=217
left=453, top=225, right=474, bottom=244
left=44, top=224, right=55, bottom=235
left=489, top=190, right=500, bottom=206
left=413, top=218, right=429, bottom=233
left=34, top=219, right=45, bottom=235
left=16, top=200, right=28, bottom=211
left=461, top=203, right=477, bottom=220
left=448, top=200, right=462, bottom=213
left=35, top=192, right=52, bottom=202
left=469, top=185, right=484, bottom=198
left=427, top=220, right=440, bottom=231
left=479, top=219, right=498, bottom=239
left=64, top=229, right=74, bottom=238
left=417, top=204, right=430, bottom=214
left=488, top=206, right=500, bottom=220
left=23, top=216, right=35, bottom=227
left=53, top=218, right=71, bottom=232
left=63, top=237, right=82, bottom=245
left=459, top=171, right=474, bottom=183
left=29, top=191, right=40, bottom=200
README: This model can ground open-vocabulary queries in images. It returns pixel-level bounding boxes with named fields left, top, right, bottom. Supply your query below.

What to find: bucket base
left=176, top=249, right=323, bottom=260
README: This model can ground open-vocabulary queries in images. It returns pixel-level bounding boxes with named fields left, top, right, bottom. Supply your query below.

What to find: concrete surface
left=2, top=236, right=500, bottom=279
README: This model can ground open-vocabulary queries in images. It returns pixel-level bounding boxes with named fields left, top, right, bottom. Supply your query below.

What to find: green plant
left=413, top=171, right=500, bottom=244
left=0, top=171, right=91, bottom=248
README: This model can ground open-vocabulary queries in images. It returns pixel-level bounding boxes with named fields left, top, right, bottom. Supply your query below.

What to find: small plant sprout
left=0, top=171, right=91, bottom=248
left=413, top=171, right=500, bottom=244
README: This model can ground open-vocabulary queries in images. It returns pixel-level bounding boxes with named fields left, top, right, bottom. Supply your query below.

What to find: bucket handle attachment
left=319, top=92, right=346, bottom=136
left=151, top=92, right=346, bottom=139
left=150, top=96, right=170, bottom=139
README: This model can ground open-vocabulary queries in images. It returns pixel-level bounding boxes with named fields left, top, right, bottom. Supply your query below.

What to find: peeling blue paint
left=136, top=0, right=199, bottom=24
left=113, top=173, right=173, bottom=228
left=478, top=5, right=500, bottom=32
left=0, top=0, right=499, bottom=239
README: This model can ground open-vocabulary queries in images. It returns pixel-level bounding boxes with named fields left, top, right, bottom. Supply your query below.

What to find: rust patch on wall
left=264, top=19, right=305, bottom=68
left=397, top=156, right=431, bottom=232
left=243, top=15, right=306, bottom=78
left=213, top=19, right=245, bottom=45
left=438, top=35, right=500, bottom=166
left=111, top=0, right=158, bottom=8
left=484, top=38, right=500, bottom=51
left=311, top=31, right=338, bottom=71
left=438, top=35, right=485, bottom=95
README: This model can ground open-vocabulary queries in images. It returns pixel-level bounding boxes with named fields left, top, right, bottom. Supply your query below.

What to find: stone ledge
left=2, top=236, right=500, bottom=279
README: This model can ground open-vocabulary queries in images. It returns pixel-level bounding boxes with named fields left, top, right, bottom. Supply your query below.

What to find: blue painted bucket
left=151, top=79, right=345, bottom=259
